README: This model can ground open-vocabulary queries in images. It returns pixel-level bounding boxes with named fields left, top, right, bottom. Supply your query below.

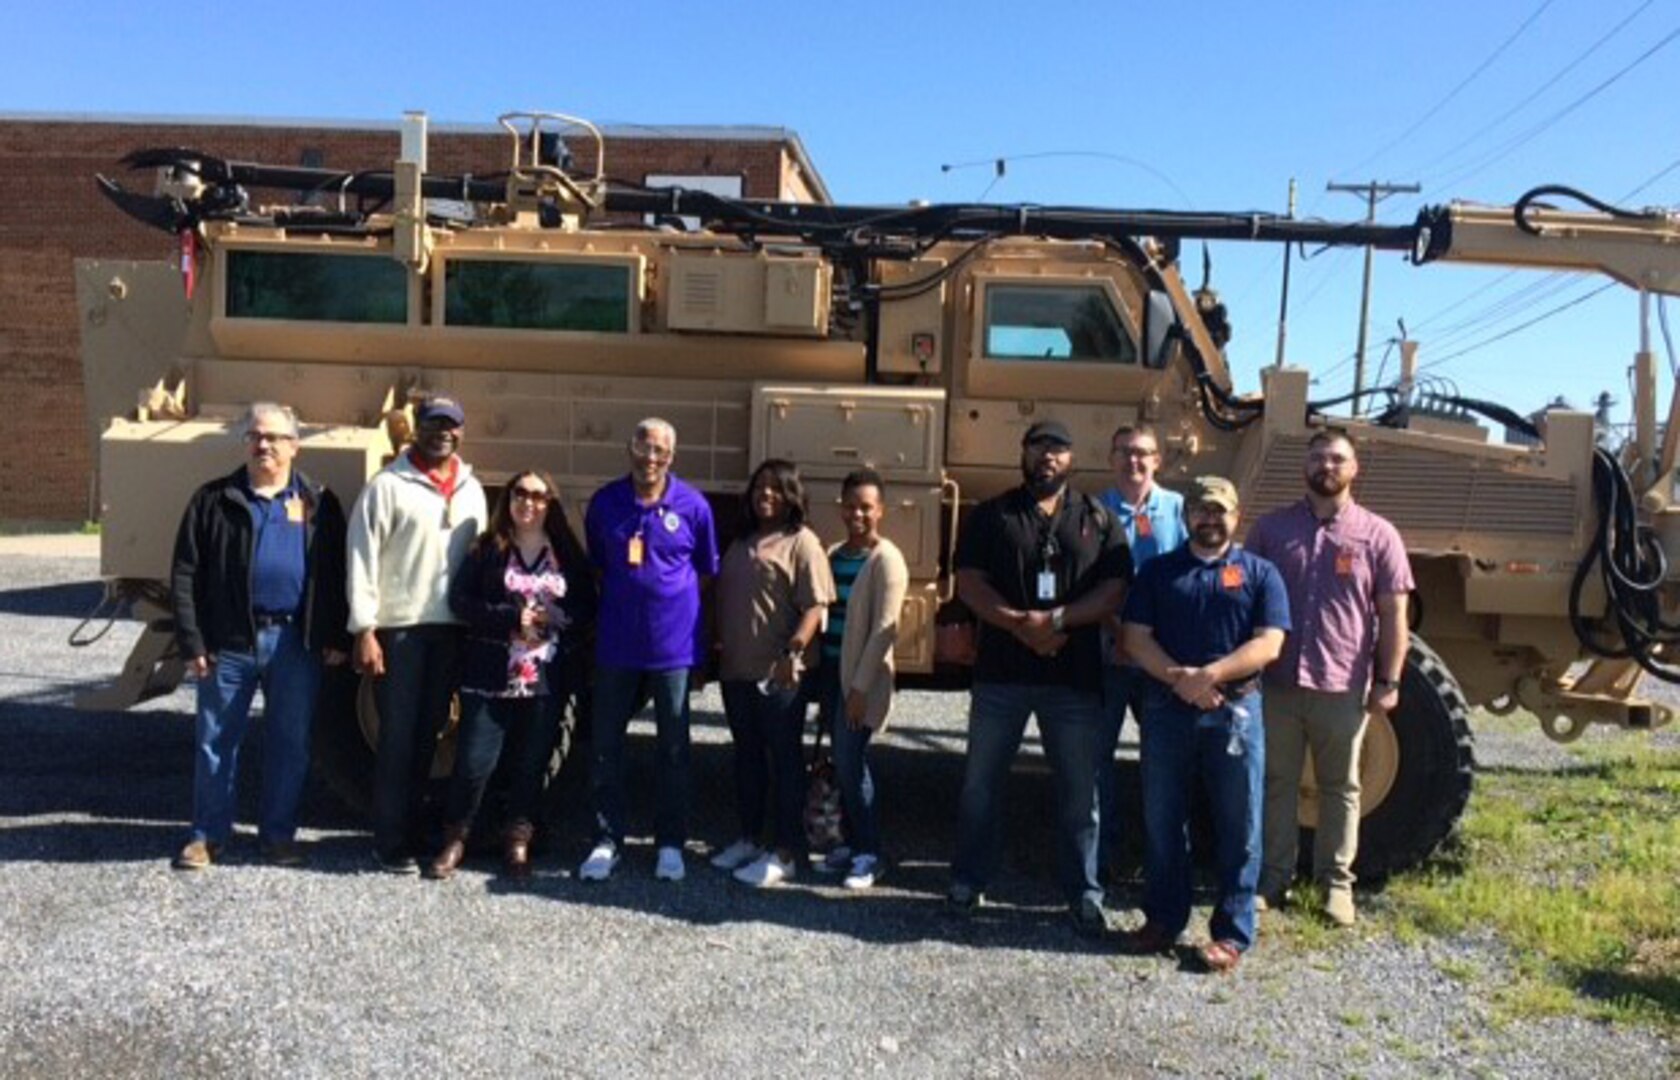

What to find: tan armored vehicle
left=79, top=112, right=1680, bottom=877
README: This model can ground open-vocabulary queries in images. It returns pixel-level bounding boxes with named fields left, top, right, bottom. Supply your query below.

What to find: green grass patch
left=1383, top=722, right=1680, bottom=1029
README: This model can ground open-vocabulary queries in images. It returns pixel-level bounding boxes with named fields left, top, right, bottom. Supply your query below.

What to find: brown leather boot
left=503, top=819, right=535, bottom=880
left=426, top=824, right=469, bottom=880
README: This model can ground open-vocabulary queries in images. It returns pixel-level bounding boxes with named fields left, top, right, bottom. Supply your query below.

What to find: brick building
left=0, top=113, right=829, bottom=522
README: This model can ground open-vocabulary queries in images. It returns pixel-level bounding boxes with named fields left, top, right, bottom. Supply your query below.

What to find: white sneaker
left=578, top=841, right=619, bottom=882
left=733, top=851, right=795, bottom=888
left=843, top=854, right=880, bottom=890
left=655, top=846, right=686, bottom=882
left=709, top=838, right=763, bottom=871
left=814, top=846, right=854, bottom=875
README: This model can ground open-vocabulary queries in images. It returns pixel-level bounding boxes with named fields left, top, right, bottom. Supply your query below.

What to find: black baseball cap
left=1022, top=419, right=1073, bottom=448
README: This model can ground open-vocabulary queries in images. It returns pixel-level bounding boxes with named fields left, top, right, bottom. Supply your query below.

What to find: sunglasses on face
left=510, top=487, right=551, bottom=504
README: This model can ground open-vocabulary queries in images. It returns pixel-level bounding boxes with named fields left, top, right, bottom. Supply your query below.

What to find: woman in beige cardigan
left=815, top=468, right=909, bottom=890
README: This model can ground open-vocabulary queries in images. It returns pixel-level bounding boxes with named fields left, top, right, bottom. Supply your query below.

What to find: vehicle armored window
left=225, top=251, right=408, bottom=324
left=442, top=259, right=635, bottom=333
left=982, top=284, right=1137, bottom=364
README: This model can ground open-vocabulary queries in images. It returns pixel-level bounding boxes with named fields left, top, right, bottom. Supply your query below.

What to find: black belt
left=1219, top=676, right=1262, bottom=699
left=253, top=613, right=296, bottom=629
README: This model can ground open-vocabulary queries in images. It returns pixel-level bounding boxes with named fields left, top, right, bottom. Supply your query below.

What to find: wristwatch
left=1050, top=607, right=1067, bottom=633
left=1372, top=676, right=1400, bottom=690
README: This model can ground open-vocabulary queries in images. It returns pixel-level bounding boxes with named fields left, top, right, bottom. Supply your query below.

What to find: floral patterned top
left=493, top=545, right=569, bottom=698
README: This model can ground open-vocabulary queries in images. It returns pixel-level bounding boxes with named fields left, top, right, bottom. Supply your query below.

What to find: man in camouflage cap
left=1119, top=476, right=1290, bottom=972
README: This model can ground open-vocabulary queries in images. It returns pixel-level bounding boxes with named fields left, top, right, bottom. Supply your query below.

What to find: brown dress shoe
left=172, top=839, right=220, bottom=871
left=427, top=824, right=470, bottom=880
left=503, top=819, right=535, bottom=880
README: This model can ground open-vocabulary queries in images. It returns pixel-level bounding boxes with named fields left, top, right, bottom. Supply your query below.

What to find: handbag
left=803, top=712, right=845, bottom=851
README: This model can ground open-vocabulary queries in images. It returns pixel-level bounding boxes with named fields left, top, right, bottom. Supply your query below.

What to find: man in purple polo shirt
left=1244, top=430, right=1412, bottom=926
left=579, top=417, right=719, bottom=883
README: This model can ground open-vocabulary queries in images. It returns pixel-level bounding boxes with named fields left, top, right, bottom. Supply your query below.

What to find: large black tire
left=1342, top=635, right=1476, bottom=881
left=311, top=665, right=377, bottom=816
left=310, top=666, right=584, bottom=832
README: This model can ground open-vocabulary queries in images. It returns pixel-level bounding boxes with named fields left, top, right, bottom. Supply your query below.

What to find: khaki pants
left=1261, top=684, right=1367, bottom=895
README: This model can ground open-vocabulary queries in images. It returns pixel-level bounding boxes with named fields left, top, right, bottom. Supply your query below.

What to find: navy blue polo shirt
left=245, top=474, right=309, bottom=618
left=1122, top=543, right=1290, bottom=670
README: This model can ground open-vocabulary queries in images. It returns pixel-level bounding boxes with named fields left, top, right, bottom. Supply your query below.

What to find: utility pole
left=1273, top=178, right=1297, bottom=369
left=1327, top=179, right=1419, bottom=414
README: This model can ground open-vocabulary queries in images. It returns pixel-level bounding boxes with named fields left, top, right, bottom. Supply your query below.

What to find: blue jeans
left=589, top=665, right=690, bottom=849
left=952, top=682, right=1104, bottom=908
left=721, top=679, right=808, bottom=855
left=1139, top=687, right=1265, bottom=951
left=1096, top=664, right=1148, bottom=875
left=191, top=620, right=322, bottom=845
left=815, top=663, right=879, bottom=858
left=443, top=694, right=558, bottom=830
left=371, top=625, right=462, bottom=856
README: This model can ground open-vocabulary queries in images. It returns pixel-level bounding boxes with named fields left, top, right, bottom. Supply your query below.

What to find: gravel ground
left=0, top=551, right=1673, bottom=1078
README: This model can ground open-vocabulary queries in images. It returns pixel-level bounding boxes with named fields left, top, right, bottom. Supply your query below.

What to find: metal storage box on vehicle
left=750, top=384, right=945, bottom=482
left=98, top=417, right=386, bottom=581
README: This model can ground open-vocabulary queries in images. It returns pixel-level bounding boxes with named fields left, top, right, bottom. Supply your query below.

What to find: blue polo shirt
left=1122, top=543, right=1290, bottom=673
left=1099, top=485, right=1187, bottom=568
left=244, top=474, right=309, bottom=618
left=586, top=474, right=719, bottom=670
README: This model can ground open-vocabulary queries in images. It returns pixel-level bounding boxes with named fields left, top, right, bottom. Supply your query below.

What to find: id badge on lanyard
left=1037, top=535, right=1061, bottom=604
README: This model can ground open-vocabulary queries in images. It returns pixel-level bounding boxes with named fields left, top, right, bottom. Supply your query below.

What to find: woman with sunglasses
left=428, top=470, right=595, bottom=880
left=710, top=459, right=835, bottom=887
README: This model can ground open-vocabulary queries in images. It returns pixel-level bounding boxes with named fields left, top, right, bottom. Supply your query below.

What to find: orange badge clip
left=1335, top=551, right=1355, bottom=576
left=1220, top=564, right=1244, bottom=589
left=284, top=497, right=305, bottom=524
left=1136, top=514, right=1153, bottom=539
left=627, top=534, right=645, bottom=567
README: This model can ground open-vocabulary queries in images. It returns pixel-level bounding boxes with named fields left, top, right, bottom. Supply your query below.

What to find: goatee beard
left=1027, top=475, right=1066, bottom=500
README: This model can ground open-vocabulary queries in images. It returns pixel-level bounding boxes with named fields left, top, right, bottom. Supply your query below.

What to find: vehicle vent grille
left=1243, top=437, right=1578, bottom=540
left=680, top=270, right=722, bottom=314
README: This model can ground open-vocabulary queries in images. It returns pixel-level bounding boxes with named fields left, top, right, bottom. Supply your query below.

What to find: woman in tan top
left=812, top=468, right=909, bottom=890
left=710, top=459, right=836, bottom=887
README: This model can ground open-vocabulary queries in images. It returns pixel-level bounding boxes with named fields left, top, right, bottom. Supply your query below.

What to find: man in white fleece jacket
left=347, top=395, right=488, bottom=874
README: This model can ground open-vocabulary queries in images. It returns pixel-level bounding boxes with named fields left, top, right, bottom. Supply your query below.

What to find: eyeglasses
left=1112, top=447, right=1158, bottom=459
left=245, top=431, right=297, bottom=445
left=510, top=488, right=551, bottom=504
left=631, top=441, right=674, bottom=462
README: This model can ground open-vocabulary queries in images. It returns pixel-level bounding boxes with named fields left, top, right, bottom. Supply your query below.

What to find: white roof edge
left=0, top=110, right=799, bottom=142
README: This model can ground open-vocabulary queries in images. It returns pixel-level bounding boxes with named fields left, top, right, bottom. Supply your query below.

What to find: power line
left=1417, top=282, right=1618, bottom=370
left=1409, top=0, right=1657, bottom=180
left=1330, top=0, right=1558, bottom=184
left=1428, top=22, right=1680, bottom=191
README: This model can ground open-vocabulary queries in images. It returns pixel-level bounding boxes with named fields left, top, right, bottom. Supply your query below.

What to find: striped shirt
left=822, top=547, right=871, bottom=661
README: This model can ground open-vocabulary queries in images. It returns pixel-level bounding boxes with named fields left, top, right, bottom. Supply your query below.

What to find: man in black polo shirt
left=170, top=402, right=349, bottom=870
left=948, top=419, right=1131, bottom=933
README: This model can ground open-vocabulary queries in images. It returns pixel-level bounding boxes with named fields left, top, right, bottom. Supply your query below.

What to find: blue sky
left=10, top=1, right=1678, bottom=430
